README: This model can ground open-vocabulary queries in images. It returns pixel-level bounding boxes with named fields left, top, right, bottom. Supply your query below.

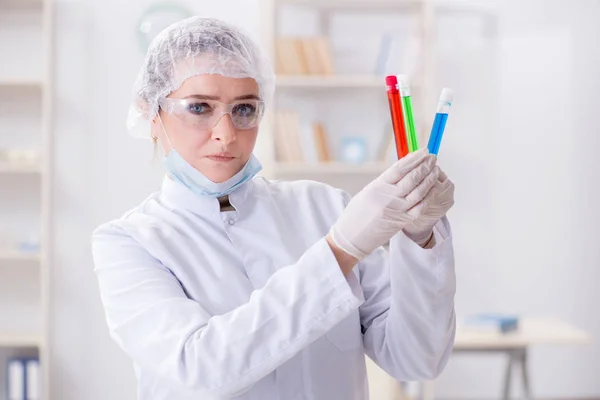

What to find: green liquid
left=402, top=95, right=419, bottom=152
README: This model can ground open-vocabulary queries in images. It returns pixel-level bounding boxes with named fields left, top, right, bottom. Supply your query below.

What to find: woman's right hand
left=328, top=149, right=439, bottom=260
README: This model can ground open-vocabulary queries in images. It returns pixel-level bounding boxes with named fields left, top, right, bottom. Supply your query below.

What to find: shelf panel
left=278, top=0, right=423, bottom=11
left=274, top=161, right=388, bottom=175
left=0, top=0, right=43, bottom=9
left=0, top=332, right=41, bottom=348
left=277, top=74, right=386, bottom=88
left=276, top=74, right=424, bottom=89
left=0, top=78, right=44, bottom=88
left=277, top=0, right=496, bottom=16
left=0, top=161, right=42, bottom=174
left=0, top=250, right=40, bottom=262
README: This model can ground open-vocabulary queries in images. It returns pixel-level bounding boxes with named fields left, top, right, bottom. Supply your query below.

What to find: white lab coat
left=92, top=175, right=456, bottom=400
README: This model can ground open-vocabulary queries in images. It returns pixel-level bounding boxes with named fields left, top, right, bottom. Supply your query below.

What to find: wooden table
left=418, top=317, right=592, bottom=400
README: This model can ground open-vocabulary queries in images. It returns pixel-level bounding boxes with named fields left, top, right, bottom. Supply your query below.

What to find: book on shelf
left=276, top=38, right=305, bottom=75
left=313, top=122, right=331, bottom=162
left=7, top=358, right=40, bottom=400
left=313, top=37, right=334, bottom=75
left=299, top=39, right=321, bottom=76
left=461, top=314, right=520, bottom=334
left=276, top=37, right=334, bottom=75
left=274, top=111, right=304, bottom=163
left=274, top=111, right=332, bottom=163
left=276, top=118, right=397, bottom=166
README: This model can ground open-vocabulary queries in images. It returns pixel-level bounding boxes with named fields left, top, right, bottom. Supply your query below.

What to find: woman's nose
left=211, top=113, right=237, bottom=145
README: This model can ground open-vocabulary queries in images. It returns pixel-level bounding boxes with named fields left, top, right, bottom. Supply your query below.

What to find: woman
left=92, top=16, right=456, bottom=400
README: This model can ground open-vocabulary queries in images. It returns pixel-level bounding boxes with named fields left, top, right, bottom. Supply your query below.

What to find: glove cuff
left=404, top=228, right=434, bottom=246
left=328, top=226, right=368, bottom=261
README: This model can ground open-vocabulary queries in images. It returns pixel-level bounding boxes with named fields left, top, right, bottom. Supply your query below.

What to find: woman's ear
left=150, top=115, right=162, bottom=144
left=150, top=113, right=160, bottom=135
left=150, top=113, right=171, bottom=157
left=152, top=134, right=159, bottom=160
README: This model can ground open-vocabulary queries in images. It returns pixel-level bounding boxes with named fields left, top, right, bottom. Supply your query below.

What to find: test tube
left=397, top=75, right=419, bottom=152
left=427, top=88, right=454, bottom=155
left=385, top=75, right=409, bottom=159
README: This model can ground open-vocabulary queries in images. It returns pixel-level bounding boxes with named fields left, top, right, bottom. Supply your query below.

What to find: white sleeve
left=91, top=223, right=363, bottom=397
left=358, top=217, right=456, bottom=381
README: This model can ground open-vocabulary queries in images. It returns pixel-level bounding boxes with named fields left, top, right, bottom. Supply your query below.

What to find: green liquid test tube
left=397, top=75, right=419, bottom=152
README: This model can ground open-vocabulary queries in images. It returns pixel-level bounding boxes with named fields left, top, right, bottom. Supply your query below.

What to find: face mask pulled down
left=158, top=115, right=262, bottom=198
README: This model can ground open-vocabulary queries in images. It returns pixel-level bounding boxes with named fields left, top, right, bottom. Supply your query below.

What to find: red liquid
left=387, top=88, right=409, bottom=159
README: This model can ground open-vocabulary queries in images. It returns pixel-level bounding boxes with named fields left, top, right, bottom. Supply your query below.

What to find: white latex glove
left=403, top=167, right=455, bottom=246
left=328, top=149, right=439, bottom=260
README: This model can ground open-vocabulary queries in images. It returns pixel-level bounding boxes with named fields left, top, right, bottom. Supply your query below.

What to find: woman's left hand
left=403, top=166, right=455, bottom=246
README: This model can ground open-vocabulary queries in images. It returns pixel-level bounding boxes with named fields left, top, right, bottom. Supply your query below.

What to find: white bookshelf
left=258, top=0, right=437, bottom=185
left=258, top=1, right=440, bottom=397
left=0, top=0, right=52, bottom=397
left=257, top=1, right=497, bottom=398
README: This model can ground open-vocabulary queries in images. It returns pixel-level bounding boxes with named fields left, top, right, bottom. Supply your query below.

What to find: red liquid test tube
left=386, top=75, right=409, bottom=159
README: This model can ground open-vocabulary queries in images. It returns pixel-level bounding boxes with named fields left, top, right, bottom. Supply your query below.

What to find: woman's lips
left=207, top=154, right=235, bottom=162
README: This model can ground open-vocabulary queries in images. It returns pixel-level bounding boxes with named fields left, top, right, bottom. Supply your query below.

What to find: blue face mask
left=158, top=114, right=262, bottom=198
left=163, top=149, right=262, bottom=198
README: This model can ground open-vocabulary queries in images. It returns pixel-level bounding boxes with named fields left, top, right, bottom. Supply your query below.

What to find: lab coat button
left=228, top=219, right=235, bottom=225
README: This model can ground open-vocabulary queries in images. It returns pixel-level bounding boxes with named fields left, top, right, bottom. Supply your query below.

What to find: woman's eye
left=233, top=103, right=257, bottom=117
left=187, top=102, right=210, bottom=114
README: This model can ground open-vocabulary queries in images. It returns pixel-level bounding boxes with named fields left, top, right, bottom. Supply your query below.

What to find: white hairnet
left=127, top=16, right=275, bottom=139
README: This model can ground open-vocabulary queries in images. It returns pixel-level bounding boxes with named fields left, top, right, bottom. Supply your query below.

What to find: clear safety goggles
left=158, top=97, right=265, bottom=131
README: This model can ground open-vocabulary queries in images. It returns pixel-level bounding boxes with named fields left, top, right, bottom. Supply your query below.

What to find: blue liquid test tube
left=427, top=88, right=454, bottom=155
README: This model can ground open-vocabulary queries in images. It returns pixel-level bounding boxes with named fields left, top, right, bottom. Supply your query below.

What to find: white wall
left=49, top=0, right=600, bottom=399
left=434, top=0, right=600, bottom=398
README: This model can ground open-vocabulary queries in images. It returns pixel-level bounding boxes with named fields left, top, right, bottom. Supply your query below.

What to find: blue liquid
left=427, top=113, right=448, bottom=155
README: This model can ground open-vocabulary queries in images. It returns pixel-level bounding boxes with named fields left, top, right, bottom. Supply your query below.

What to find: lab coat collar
left=160, top=175, right=255, bottom=216
left=228, top=176, right=255, bottom=211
